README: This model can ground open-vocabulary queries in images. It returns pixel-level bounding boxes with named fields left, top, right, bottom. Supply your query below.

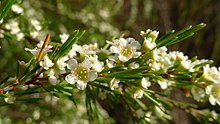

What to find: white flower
left=16, top=32, right=24, bottom=41
left=158, top=79, right=172, bottom=89
left=180, top=60, right=191, bottom=70
left=0, top=19, right=3, bottom=24
left=108, top=38, right=141, bottom=62
left=12, top=4, right=23, bottom=14
left=109, top=78, right=120, bottom=90
left=4, top=92, right=16, bottom=104
left=140, top=29, right=159, bottom=42
left=31, top=19, right=42, bottom=31
left=169, top=51, right=188, bottom=61
left=201, top=65, right=220, bottom=84
left=57, top=56, right=68, bottom=70
left=133, top=89, right=144, bottom=99
left=65, top=58, right=97, bottom=90
left=59, top=33, right=69, bottom=44
left=159, top=55, right=173, bottom=72
left=0, top=29, right=4, bottom=38
left=128, top=62, right=139, bottom=69
left=141, top=77, right=151, bottom=89
left=149, top=61, right=161, bottom=71
left=106, top=59, right=115, bottom=68
left=49, top=75, right=59, bottom=85
left=155, top=106, right=165, bottom=117
left=88, top=55, right=103, bottom=72
left=136, top=109, right=145, bottom=118
left=5, top=96, right=16, bottom=104
left=71, top=43, right=98, bottom=56
left=39, top=55, right=54, bottom=70
left=211, top=111, right=218, bottom=120
left=25, top=41, right=53, bottom=56
left=152, top=50, right=159, bottom=61
left=142, top=38, right=156, bottom=51
left=157, top=47, right=168, bottom=56
left=191, top=86, right=205, bottom=102
left=5, top=21, right=20, bottom=35
left=206, top=84, right=220, bottom=105
left=30, top=31, right=39, bottom=39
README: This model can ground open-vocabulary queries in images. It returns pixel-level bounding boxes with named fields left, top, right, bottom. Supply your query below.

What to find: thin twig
left=36, top=33, right=50, bottom=64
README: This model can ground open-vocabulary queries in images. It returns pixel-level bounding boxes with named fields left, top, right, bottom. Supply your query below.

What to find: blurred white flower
left=109, top=78, right=120, bottom=90
left=149, top=61, right=161, bottom=71
left=31, top=19, right=42, bottom=31
left=4, top=92, right=16, bottom=104
left=158, top=79, right=172, bottom=89
left=59, top=33, right=69, bottom=44
left=180, top=60, right=191, bottom=70
left=106, top=59, right=115, bottom=68
left=49, top=75, right=59, bottom=85
left=65, top=58, right=97, bottom=90
left=12, top=4, right=23, bottom=14
left=16, top=32, right=24, bottom=41
left=169, top=51, right=188, bottom=62
left=30, top=31, right=39, bottom=39
left=191, top=86, right=205, bottom=102
left=108, top=38, right=141, bottom=62
left=133, top=89, right=144, bottom=99
left=206, top=84, right=220, bottom=105
left=0, top=29, right=4, bottom=38
left=136, top=109, right=145, bottom=118
left=202, top=65, right=220, bottom=84
left=211, top=110, right=218, bottom=120
left=25, top=41, right=53, bottom=56
left=39, top=55, right=54, bottom=70
left=128, top=62, right=139, bottom=69
left=5, top=21, right=20, bottom=35
left=141, top=77, right=151, bottom=89
left=0, top=19, right=3, bottom=24
left=155, top=106, right=165, bottom=117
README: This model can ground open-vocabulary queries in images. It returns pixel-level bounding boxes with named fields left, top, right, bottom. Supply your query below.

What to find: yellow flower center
left=212, top=84, right=220, bottom=99
left=74, top=65, right=89, bottom=81
left=120, top=45, right=133, bottom=57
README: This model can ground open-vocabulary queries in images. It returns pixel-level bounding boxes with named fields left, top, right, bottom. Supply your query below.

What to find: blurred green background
left=0, top=0, right=219, bottom=123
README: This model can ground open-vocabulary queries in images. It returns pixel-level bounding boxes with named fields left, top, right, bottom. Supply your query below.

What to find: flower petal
left=65, top=74, right=76, bottom=84
left=67, top=59, right=78, bottom=69
left=88, top=71, right=97, bottom=81
left=76, top=80, right=87, bottom=90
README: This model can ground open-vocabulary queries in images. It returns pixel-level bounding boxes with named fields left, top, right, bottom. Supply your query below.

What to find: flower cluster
left=6, top=25, right=220, bottom=123
left=23, top=28, right=220, bottom=108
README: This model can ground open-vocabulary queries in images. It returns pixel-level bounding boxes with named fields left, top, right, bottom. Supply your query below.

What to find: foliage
left=0, top=0, right=220, bottom=124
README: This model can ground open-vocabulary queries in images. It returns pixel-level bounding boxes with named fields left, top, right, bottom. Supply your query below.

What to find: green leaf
left=0, top=103, right=12, bottom=106
left=107, top=66, right=148, bottom=78
left=172, top=73, right=192, bottom=78
left=21, top=65, right=41, bottom=82
left=194, top=60, right=213, bottom=68
left=156, top=23, right=206, bottom=48
left=16, top=61, right=19, bottom=78
left=88, top=82, right=112, bottom=92
left=101, top=65, right=124, bottom=73
left=0, top=0, right=16, bottom=20
left=0, top=94, right=7, bottom=98
left=54, top=30, right=80, bottom=61
left=0, top=74, right=12, bottom=85
left=21, top=58, right=36, bottom=78
left=59, top=89, right=72, bottom=96
left=16, top=97, right=43, bottom=102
